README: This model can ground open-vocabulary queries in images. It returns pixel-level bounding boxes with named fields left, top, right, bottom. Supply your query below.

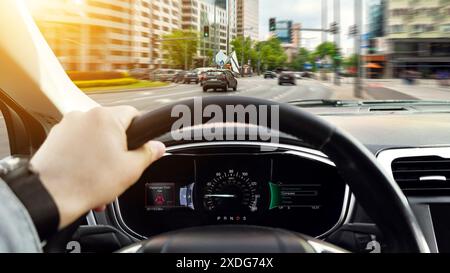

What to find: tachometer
left=203, top=169, right=259, bottom=212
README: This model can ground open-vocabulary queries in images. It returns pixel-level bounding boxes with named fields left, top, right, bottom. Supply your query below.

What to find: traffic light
left=330, top=22, right=339, bottom=34
left=269, top=18, right=276, bottom=32
left=203, top=25, right=210, bottom=38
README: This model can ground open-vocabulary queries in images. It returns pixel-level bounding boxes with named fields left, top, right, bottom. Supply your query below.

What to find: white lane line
left=106, top=89, right=199, bottom=104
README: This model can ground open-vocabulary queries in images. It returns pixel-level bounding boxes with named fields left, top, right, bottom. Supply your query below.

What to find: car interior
left=1, top=0, right=450, bottom=254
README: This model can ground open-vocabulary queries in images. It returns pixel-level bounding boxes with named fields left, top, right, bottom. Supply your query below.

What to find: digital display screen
left=145, top=183, right=176, bottom=211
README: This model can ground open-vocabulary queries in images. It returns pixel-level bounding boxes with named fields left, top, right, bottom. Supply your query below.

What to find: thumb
left=128, top=141, right=166, bottom=171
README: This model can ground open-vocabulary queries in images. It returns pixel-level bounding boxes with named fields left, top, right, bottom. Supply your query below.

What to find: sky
left=259, top=0, right=377, bottom=56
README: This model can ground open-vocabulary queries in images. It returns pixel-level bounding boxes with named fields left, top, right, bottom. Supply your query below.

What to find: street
left=89, top=77, right=333, bottom=111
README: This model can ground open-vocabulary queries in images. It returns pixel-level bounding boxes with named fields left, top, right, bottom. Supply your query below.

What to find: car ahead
left=302, top=71, right=315, bottom=79
left=151, top=69, right=179, bottom=82
left=278, top=72, right=296, bottom=85
left=183, top=71, right=199, bottom=84
left=264, top=71, right=277, bottom=79
left=203, top=70, right=238, bottom=92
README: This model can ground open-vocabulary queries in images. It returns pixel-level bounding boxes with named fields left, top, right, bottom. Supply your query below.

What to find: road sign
left=215, top=50, right=228, bottom=67
left=304, top=63, right=313, bottom=70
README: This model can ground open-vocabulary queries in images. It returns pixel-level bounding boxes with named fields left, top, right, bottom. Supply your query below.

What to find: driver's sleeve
left=0, top=179, right=42, bottom=253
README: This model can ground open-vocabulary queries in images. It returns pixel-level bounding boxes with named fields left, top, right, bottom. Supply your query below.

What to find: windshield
left=24, top=0, right=450, bottom=110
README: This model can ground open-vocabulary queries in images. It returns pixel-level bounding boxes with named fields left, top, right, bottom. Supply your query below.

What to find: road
left=89, top=77, right=333, bottom=112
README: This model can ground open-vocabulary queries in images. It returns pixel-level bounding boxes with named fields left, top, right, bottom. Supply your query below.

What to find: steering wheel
left=122, top=96, right=429, bottom=253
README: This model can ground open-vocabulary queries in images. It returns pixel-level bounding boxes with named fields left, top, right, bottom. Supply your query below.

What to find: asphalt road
left=89, top=77, right=333, bottom=112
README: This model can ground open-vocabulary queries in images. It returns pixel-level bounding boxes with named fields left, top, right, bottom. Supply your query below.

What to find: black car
left=278, top=72, right=296, bottom=85
left=264, top=71, right=277, bottom=79
left=203, top=70, right=238, bottom=92
left=183, top=71, right=199, bottom=84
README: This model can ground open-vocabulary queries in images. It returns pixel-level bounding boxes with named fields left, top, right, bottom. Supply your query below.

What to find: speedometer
left=203, top=169, right=259, bottom=212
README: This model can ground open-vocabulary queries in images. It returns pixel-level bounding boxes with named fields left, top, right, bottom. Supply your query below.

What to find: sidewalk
left=319, top=76, right=450, bottom=101
left=365, top=79, right=450, bottom=101
left=318, top=78, right=372, bottom=100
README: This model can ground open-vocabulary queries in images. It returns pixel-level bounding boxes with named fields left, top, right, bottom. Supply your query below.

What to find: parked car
left=264, top=71, right=277, bottom=79
left=278, top=72, right=296, bottom=85
left=129, top=68, right=151, bottom=80
left=151, top=69, right=179, bottom=82
left=203, top=70, right=238, bottom=92
left=172, top=70, right=187, bottom=83
left=183, top=71, right=199, bottom=84
left=198, top=71, right=211, bottom=86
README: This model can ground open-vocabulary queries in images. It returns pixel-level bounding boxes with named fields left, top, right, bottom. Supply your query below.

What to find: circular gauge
left=203, top=170, right=258, bottom=212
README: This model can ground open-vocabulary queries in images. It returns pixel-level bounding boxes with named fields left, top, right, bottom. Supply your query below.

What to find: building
left=29, top=0, right=238, bottom=71
left=272, top=20, right=301, bottom=63
left=29, top=0, right=158, bottom=71
left=237, top=0, right=259, bottom=41
left=29, top=0, right=183, bottom=71
left=292, top=23, right=302, bottom=49
left=149, top=0, right=182, bottom=69
left=369, top=0, right=385, bottom=39
left=275, top=20, right=293, bottom=44
left=181, top=0, right=237, bottom=63
left=363, top=0, right=387, bottom=78
left=385, top=0, right=450, bottom=78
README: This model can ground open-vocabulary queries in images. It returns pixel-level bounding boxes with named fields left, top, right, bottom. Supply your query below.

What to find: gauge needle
left=204, top=194, right=237, bottom=198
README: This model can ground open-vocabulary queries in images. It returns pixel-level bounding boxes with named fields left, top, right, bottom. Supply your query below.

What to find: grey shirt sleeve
left=0, top=179, right=42, bottom=253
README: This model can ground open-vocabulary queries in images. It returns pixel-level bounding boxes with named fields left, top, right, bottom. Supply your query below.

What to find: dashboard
left=115, top=143, right=348, bottom=239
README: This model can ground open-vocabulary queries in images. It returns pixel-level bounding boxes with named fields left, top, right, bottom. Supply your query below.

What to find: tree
left=313, top=42, right=340, bottom=69
left=231, top=37, right=256, bottom=70
left=290, top=47, right=310, bottom=71
left=257, top=38, right=287, bottom=71
left=343, top=54, right=358, bottom=69
left=162, top=30, right=198, bottom=69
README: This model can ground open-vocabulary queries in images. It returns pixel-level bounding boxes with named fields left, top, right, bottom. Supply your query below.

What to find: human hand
left=30, top=106, right=165, bottom=229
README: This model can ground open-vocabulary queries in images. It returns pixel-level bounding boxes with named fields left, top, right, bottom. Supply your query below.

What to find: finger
left=94, top=205, right=107, bottom=212
left=127, top=141, right=166, bottom=171
left=107, top=106, right=140, bottom=129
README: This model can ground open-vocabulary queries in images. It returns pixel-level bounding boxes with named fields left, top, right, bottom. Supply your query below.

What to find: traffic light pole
left=354, top=0, right=363, bottom=98
left=334, top=0, right=340, bottom=86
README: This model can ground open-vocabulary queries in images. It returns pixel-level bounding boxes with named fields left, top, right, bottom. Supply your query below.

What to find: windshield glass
left=25, top=0, right=450, bottom=110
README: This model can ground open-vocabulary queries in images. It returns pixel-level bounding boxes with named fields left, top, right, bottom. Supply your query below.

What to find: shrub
left=74, top=78, right=139, bottom=88
left=67, top=71, right=129, bottom=81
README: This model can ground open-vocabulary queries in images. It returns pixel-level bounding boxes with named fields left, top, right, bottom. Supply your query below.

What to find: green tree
left=313, top=42, right=340, bottom=69
left=231, top=37, right=256, bottom=69
left=343, top=54, right=358, bottom=69
left=290, top=47, right=310, bottom=71
left=162, top=30, right=198, bottom=69
left=257, top=38, right=287, bottom=71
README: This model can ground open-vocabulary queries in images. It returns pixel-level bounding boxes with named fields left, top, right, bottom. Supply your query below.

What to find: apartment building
left=149, top=0, right=182, bottom=68
left=29, top=0, right=181, bottom=71
left=386, top=0, right=450, bottom=77
left=30, top=0, right=153, bottom=71
left=237, top=0, right=259, bottom=41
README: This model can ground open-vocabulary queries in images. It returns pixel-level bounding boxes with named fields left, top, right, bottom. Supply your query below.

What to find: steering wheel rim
left=125, top=96, right=429, bottom=253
